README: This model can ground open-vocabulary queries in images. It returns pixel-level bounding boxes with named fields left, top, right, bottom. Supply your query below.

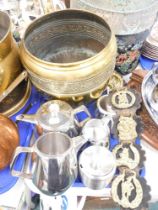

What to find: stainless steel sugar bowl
left=20, top=9, right=117, bottom=101
left=79, top=145, right=116, bottom=190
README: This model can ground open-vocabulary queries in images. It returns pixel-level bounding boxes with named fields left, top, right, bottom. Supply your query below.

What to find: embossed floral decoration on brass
left=111, top=169, right=143, bottom=209
left=105, top=88, right=142, bottom=116
left=112, top=143, right=141, bottom=170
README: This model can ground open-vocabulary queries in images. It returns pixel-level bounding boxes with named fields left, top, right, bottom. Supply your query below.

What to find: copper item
left=0, top=11, right=22, bottom=94
left=20, top=9, right=117, bottom=101
left=0, top=114, right=19, bottom=169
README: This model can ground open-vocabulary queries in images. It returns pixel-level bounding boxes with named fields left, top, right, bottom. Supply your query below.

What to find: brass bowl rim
left=21, top=9, right=114, bottom=67
left=0, top=11, right=11, bottom=44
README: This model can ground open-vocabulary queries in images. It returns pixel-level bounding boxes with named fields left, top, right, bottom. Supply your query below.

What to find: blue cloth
left=0, top=87, right=43, bottom=194
left=139, top=55, right=156, bottom=70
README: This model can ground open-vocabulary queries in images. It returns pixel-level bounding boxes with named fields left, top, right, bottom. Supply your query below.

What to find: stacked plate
left=141, top=21, right=158, bottom=60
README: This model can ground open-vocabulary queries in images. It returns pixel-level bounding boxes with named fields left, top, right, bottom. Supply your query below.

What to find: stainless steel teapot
left=16, top=100, right=91, bottom=135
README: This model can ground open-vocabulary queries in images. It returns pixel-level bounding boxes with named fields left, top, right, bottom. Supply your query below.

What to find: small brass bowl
left=20, top=9, right=117, bottom=100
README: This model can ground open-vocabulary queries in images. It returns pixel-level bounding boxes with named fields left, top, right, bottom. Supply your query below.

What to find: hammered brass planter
left=20, top=9, right=117, bottom=100
left=0, top=11, right=22, bottom=94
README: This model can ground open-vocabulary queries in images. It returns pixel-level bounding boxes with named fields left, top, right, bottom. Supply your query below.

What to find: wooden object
left=0, top=114, right=19, bottom=169
left=128, top=69, right=158, bottom=150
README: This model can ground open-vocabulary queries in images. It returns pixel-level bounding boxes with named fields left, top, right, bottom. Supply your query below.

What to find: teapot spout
left=16, top=114, right=37, bottom=124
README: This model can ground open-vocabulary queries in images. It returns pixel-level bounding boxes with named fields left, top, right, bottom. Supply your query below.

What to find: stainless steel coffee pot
left=82, top=118, right=112, bottom=147
left=10, top=132, right=86, bottom=196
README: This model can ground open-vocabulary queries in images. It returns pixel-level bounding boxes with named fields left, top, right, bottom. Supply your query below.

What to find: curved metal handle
left=72, top=135, right=87, bottom=154
left=10, top=146, right=33, bottom=179
left=101, top=115, right=114, bottom=130
left=72, top=105, right=91, bottom=127
left=16, top=114, right=37, bottom=124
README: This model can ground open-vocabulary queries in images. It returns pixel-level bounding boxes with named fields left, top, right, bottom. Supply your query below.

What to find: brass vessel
left=0, top=11, right=22, bottom=94
left=20, top=9, right=117, bottom=100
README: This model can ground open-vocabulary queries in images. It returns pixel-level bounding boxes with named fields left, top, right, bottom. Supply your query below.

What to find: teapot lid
left=36, top=100, right=73, bottom=131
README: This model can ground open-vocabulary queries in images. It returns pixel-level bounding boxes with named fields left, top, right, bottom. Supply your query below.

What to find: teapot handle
left=10, top=146, right=33, bottom=179
left=72, top=136, right=87, bottom=154
left=72, top=105, right=91, bottom=128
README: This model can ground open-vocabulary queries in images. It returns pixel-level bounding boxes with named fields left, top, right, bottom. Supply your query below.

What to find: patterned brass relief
left=112, top=143, right=140, bottom=170
left=27, top=21, right=110, bottom=54
left=105, top=88, right=142, bottom=117
left=111, top=170, right=143, bottom=209
left=110, top=87, right=150, bottom=209
left=28, top=64, right=114, bottom=96
left=117, top=116, right=138, bottom=142
left=111, top=89, right=136, bottom=109
left=107, top=72, right=124, bottom=91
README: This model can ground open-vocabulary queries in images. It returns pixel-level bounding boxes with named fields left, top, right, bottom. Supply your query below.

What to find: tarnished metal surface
left=71, top=0, right=158, bottom=35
